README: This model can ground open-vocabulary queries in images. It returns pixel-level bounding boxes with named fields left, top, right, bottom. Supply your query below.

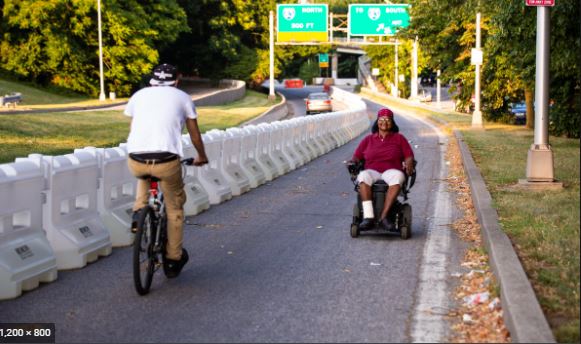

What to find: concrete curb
left=454, top=130, right=555, bottom=343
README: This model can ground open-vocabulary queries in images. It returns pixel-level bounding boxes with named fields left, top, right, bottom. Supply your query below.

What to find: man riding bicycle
left=125, top=63, right=208, bottom=278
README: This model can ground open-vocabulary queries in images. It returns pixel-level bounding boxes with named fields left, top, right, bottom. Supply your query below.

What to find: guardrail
left=0, top=86, right=369, bottom=300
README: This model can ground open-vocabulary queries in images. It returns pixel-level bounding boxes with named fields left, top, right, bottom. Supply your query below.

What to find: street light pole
left=394, top=39, right=398, bottom=98
left=411, top=36, right=418, bottom=99
left=268, top=10, right=275, bottom=101
left=524, top=6, right=557, bottom=184
left=472, top=12, right=483, bottom=127
left=97, top=0, right=106, bottom=101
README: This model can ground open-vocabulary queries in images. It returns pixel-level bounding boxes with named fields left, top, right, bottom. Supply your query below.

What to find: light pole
left=472, top=12, right=483, bottom=127
left=268, top=10, right=275, bottom=101
left=411, top=36, right=418, bottom=99
left=523, top=5, right=560, bottom=187
left=98, top=0, right=106, bottom=101
left=394, top=39, right=398, bottom=97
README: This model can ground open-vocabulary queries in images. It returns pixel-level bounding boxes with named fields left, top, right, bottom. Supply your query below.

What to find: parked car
left=305, top=92, right=332, bottom=115
left=510, top=102, right=526, bottom=125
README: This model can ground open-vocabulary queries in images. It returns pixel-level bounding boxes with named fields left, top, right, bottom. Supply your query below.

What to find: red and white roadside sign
left=526, top=0, right=555, bottom=6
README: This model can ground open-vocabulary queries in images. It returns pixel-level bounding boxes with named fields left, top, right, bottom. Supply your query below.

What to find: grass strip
left=0, top=90, right=279, bottom=163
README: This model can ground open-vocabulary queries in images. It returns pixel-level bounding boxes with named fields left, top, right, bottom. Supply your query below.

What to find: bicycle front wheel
left=133, top=206, right=157, bottom=295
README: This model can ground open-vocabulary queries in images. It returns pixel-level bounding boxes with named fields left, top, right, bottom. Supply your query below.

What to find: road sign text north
left=277, top=4, right=328, bottom=42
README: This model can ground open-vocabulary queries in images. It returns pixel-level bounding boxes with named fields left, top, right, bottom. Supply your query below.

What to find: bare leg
left=359, top=182, right=372, bottom=201
left=380, top=184, right=401, bottom=220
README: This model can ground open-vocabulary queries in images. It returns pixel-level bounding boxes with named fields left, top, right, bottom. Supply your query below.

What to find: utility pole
left=472, top=12, right=483, bottom=127
left=394, top=39, right=399, bottom=98
left=97, top=0, right=106, bottom=101
left=411, top=36, right=418, bottom=99
left=268, top=10, right=275, bottom=101
left=437, top=69, right=441, bottom=108
left=522, top=4, right=561, bottom=188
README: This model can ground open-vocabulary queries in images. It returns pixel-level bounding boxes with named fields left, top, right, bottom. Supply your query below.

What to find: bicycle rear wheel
left=133, top=206, right=157, bottom=295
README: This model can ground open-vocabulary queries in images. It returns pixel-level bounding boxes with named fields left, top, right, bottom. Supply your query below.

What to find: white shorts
left=356, top=169, right=406, bottom=187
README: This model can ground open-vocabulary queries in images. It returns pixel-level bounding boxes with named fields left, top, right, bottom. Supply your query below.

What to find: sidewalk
left=360, top=87, right=555, bottom=343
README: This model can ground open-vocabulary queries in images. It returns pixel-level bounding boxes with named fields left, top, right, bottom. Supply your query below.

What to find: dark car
left=305, top=92, right=332, bottom=115
left=510, top=102, right=526, bottom=125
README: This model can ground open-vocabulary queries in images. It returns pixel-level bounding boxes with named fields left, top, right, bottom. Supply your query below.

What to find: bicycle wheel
left=133, top=206, right=157, bottom=295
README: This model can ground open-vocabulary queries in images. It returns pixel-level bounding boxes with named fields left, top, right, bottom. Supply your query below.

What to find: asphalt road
left=0, top=92, right=466, bottom=342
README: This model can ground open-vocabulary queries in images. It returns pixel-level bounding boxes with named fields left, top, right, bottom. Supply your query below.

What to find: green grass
left=197, top=90, right=280, bottom=132
left=360, top=89, right=580, bottom=343
left=0, top=89, right=279, bottom=163
left=0, top=78, right=89, bottom=105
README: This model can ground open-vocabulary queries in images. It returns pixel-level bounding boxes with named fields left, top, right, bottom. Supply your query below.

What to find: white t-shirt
left=124, top=86, right=197, bottom=157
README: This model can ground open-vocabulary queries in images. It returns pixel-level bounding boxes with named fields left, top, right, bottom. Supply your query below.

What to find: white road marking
left=406, top=116, right=453, bottom=343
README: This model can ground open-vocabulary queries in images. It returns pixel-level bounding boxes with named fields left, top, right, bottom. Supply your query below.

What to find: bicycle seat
left=138, top=175, right=161, bottom=182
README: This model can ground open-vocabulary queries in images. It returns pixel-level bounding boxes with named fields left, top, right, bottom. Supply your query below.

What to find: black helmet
left=150, top=63, right=177, bottom=86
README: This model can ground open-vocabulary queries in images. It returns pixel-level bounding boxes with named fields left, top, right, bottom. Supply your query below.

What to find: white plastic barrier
left=305, top=117, right=326, bottom=157
left=286, top=119, right=310, bottom=165
left=322, top=113, right=341, bottom=149
left=315, top=115, right=334, bottom=153
left=77, top=146, right=135, bottom=247
left=20, top=153, right=112, bottom=270
left=211, top=129, right=251, bottom=196
left=326, top=112, right=346, bottom=147
left=277, top=121, right=304, bottom=169
left=243, top=125, right=279, bottom=181
left=228, top=127, right=266, bottom=188
left=0, top=161, right=58, bottom=300
left=197, top=132, right=233, bottom=205
left=258, top=122, right=291, bottom=175
left=289, top=118, right=312, bottom=163
left=295, top=117, right=317, bottom=161
left=181, top=137, right=211, bottom=215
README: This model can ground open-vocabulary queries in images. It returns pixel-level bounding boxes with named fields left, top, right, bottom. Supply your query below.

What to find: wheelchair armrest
left=406, top=160, right=418, bottom=190
left=346, top=159, right=365, bottom=182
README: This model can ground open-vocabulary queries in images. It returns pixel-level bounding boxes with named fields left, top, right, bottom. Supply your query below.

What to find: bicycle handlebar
left=181, top=158, right=194, bottom=166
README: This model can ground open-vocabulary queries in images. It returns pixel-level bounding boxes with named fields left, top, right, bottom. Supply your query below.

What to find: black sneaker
left=380, top=218, right=395, bottom=231
left=163, top=249, right=189, bottom=279
left=130, top=211, right=140, bottom=234
left=359, top=218, right=375, bottom=230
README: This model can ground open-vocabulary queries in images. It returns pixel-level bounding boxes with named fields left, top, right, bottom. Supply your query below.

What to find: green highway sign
left=319, top=53, right=329, bottom=67
left=348, top=4, right=411, bottom=36
left=277, top=4, right=328, bottom=42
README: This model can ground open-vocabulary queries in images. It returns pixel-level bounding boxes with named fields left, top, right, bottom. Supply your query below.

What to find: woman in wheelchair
left=350, top=108, right=415, bottom=231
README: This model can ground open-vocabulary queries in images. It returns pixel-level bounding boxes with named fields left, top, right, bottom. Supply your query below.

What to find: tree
left=0, top=0, right=188, bottom=96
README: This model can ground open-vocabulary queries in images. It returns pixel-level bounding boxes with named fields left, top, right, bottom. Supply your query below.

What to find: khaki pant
left=128, top=158, right=186, bottom=260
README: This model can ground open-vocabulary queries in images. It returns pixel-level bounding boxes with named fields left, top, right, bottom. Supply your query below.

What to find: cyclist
left=125, top=63, right=208, bottom=278
left=350, top=108, right=414, bottom=231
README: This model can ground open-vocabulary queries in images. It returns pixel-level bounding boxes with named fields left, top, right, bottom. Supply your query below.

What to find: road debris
left=446, top=135, right=510, bottom=343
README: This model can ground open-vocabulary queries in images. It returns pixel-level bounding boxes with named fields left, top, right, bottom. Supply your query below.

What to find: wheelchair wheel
left=351, top=203, right=360, bottom=238
left=399, top=204, right=412, bottom=240
left=350, top=224, right=359, bottom=238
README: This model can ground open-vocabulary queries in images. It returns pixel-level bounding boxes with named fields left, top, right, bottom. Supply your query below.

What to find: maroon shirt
left=352, top=132, right=414, bottom=173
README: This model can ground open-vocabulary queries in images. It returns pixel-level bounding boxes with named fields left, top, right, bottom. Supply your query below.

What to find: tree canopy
left=1, top=0, right=579, bottom=137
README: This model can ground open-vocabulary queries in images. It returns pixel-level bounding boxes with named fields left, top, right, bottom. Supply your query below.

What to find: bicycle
left=133, top=158, right=194, bottom=295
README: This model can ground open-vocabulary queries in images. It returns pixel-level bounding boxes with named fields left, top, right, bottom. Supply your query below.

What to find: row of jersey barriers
left=0, top=88, right=369, bottom=300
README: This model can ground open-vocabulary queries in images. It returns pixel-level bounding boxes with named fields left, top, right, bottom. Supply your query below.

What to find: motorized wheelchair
left=346, top=159, right=417, bottom=239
